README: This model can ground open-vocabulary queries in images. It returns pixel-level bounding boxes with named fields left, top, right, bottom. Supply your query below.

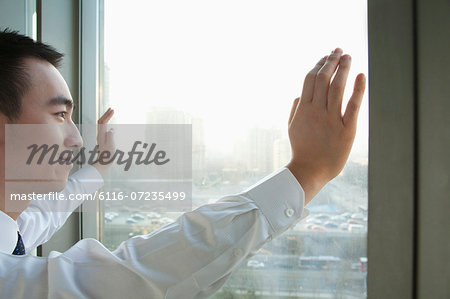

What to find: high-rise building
left=146, top=107, right=206, bottom=183
left=239, top=125, right=282, bottom=175
left=273, top=138, right=291, bottom=171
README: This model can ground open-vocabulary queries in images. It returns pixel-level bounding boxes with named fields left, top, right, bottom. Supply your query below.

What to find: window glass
left=99, top=1, right=368, bottom=297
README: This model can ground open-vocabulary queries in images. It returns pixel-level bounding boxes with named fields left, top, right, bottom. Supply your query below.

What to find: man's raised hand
left=286, top=48, right=366, bottom=205
left=94, top=108, right=115, bottom=175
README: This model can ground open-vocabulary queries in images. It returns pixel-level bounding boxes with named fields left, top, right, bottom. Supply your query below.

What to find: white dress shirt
left=0, top=166, right=309, bottom=299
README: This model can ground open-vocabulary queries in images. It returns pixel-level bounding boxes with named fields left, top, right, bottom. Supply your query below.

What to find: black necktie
left=12, top=231, right=26, bottom=255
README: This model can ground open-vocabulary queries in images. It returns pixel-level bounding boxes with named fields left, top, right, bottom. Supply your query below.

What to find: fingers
left=288, top=97, right=301, bottom=125
left=313, top=48, right=343, bottom=107
left=328, top=55, right=352, bottom=114
left=300, top=56, right=328, bottom=103
left=98, top=108, right=114, bottom=124
left=343, top=73, right=366, bottom=127
left=97, top=125, right=115, bottom=151
left=97, top=108, right=114, bottom=146
left=97, top=123, right=107, bottom=145
left=104, top=128, right=115, bottom=149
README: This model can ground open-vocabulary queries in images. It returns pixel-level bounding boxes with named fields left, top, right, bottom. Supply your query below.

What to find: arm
left=1, top=167, right=308, bottom=299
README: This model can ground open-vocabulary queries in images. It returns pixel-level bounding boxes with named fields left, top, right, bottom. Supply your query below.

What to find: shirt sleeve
left=16, top=165, right=104, bottom=252
left=2, top=167, right=309, bottom=299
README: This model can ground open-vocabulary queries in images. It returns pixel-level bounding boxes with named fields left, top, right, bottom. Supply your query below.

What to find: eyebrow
left=47, top=96, right=75, bottom=110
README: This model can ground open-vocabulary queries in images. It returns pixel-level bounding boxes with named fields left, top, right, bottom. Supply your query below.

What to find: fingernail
left=341, top=55, right=351, bottom=64
left=333, top=48, right=343, bottom=54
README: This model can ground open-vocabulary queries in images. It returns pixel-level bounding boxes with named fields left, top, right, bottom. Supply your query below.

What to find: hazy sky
left=103, top=0, right=368, bottom=161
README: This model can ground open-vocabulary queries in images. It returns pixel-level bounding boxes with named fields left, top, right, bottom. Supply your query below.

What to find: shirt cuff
left=68, top=165, right=104, bottom=194
left=240, top=167, right=309, bottom=237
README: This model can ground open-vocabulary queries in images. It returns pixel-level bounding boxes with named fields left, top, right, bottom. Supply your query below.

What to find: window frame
left=367, top=0, right=416, bottom=297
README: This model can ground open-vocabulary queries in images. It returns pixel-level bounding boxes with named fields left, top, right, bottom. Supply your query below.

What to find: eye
left=54, top=111, right=68, bottom=119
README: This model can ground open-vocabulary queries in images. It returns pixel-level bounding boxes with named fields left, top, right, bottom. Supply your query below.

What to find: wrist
left=285, top=161, right=327, bottom=206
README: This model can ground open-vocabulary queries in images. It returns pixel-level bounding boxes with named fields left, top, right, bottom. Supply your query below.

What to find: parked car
left=348, top=224, right=365, bottom=233
left=347, top=219, right=363, bottom=225
left=324, top=221, right=339, bottom=229
left=331, top=215, right=347, bottom=222
left=315, top=214, right=331, bottom=221
left=306, top=218, right=322, bottom=225
left=339, top=223, right=349, bottom=231
left=351, top=213, right=365, bottom=220
left=310, top=225, right=325, bottom=231
left=247, top=260, right=265, bottom=268
left=131, top=213, right=145, bottom=221
left=146, top=212, right=161, bottom=219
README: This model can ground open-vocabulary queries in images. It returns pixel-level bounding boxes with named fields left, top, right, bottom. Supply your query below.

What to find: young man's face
left=6, top=57, right=83, bottom=192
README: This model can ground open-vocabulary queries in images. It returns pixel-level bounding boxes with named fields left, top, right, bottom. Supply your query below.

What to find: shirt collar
left=0, top=209, right=20, bottom=254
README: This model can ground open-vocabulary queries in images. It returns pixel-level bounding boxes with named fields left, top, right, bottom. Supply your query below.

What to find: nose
left=63, top=121, right=83, bottom=149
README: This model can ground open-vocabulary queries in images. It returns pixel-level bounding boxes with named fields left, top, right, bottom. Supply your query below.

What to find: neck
left=1, top=210, right=21, bottom=221
left=0, top=177, right=28, bottom=222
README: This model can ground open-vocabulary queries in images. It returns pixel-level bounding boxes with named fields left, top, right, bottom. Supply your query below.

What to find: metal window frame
left=415, top=0, right=450, bottom=297
left=368, top=0, right=450, bottom=298
left=78, top=0, right=102, bottom=241
left=367, top=0, right=416, bottom=297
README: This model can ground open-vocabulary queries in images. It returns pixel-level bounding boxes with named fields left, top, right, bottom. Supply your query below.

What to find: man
left=0, top=30, right=365, bottom=298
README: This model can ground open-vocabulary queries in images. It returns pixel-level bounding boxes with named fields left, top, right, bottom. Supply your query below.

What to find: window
left=94, top=0, right=368, bottom=297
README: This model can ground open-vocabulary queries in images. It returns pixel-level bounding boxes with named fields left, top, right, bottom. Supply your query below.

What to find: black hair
left=0, top=28, right=64, bottom=120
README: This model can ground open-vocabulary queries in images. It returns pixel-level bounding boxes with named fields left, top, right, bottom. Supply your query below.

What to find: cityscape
left=98, top=0, right=369, bottom=295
